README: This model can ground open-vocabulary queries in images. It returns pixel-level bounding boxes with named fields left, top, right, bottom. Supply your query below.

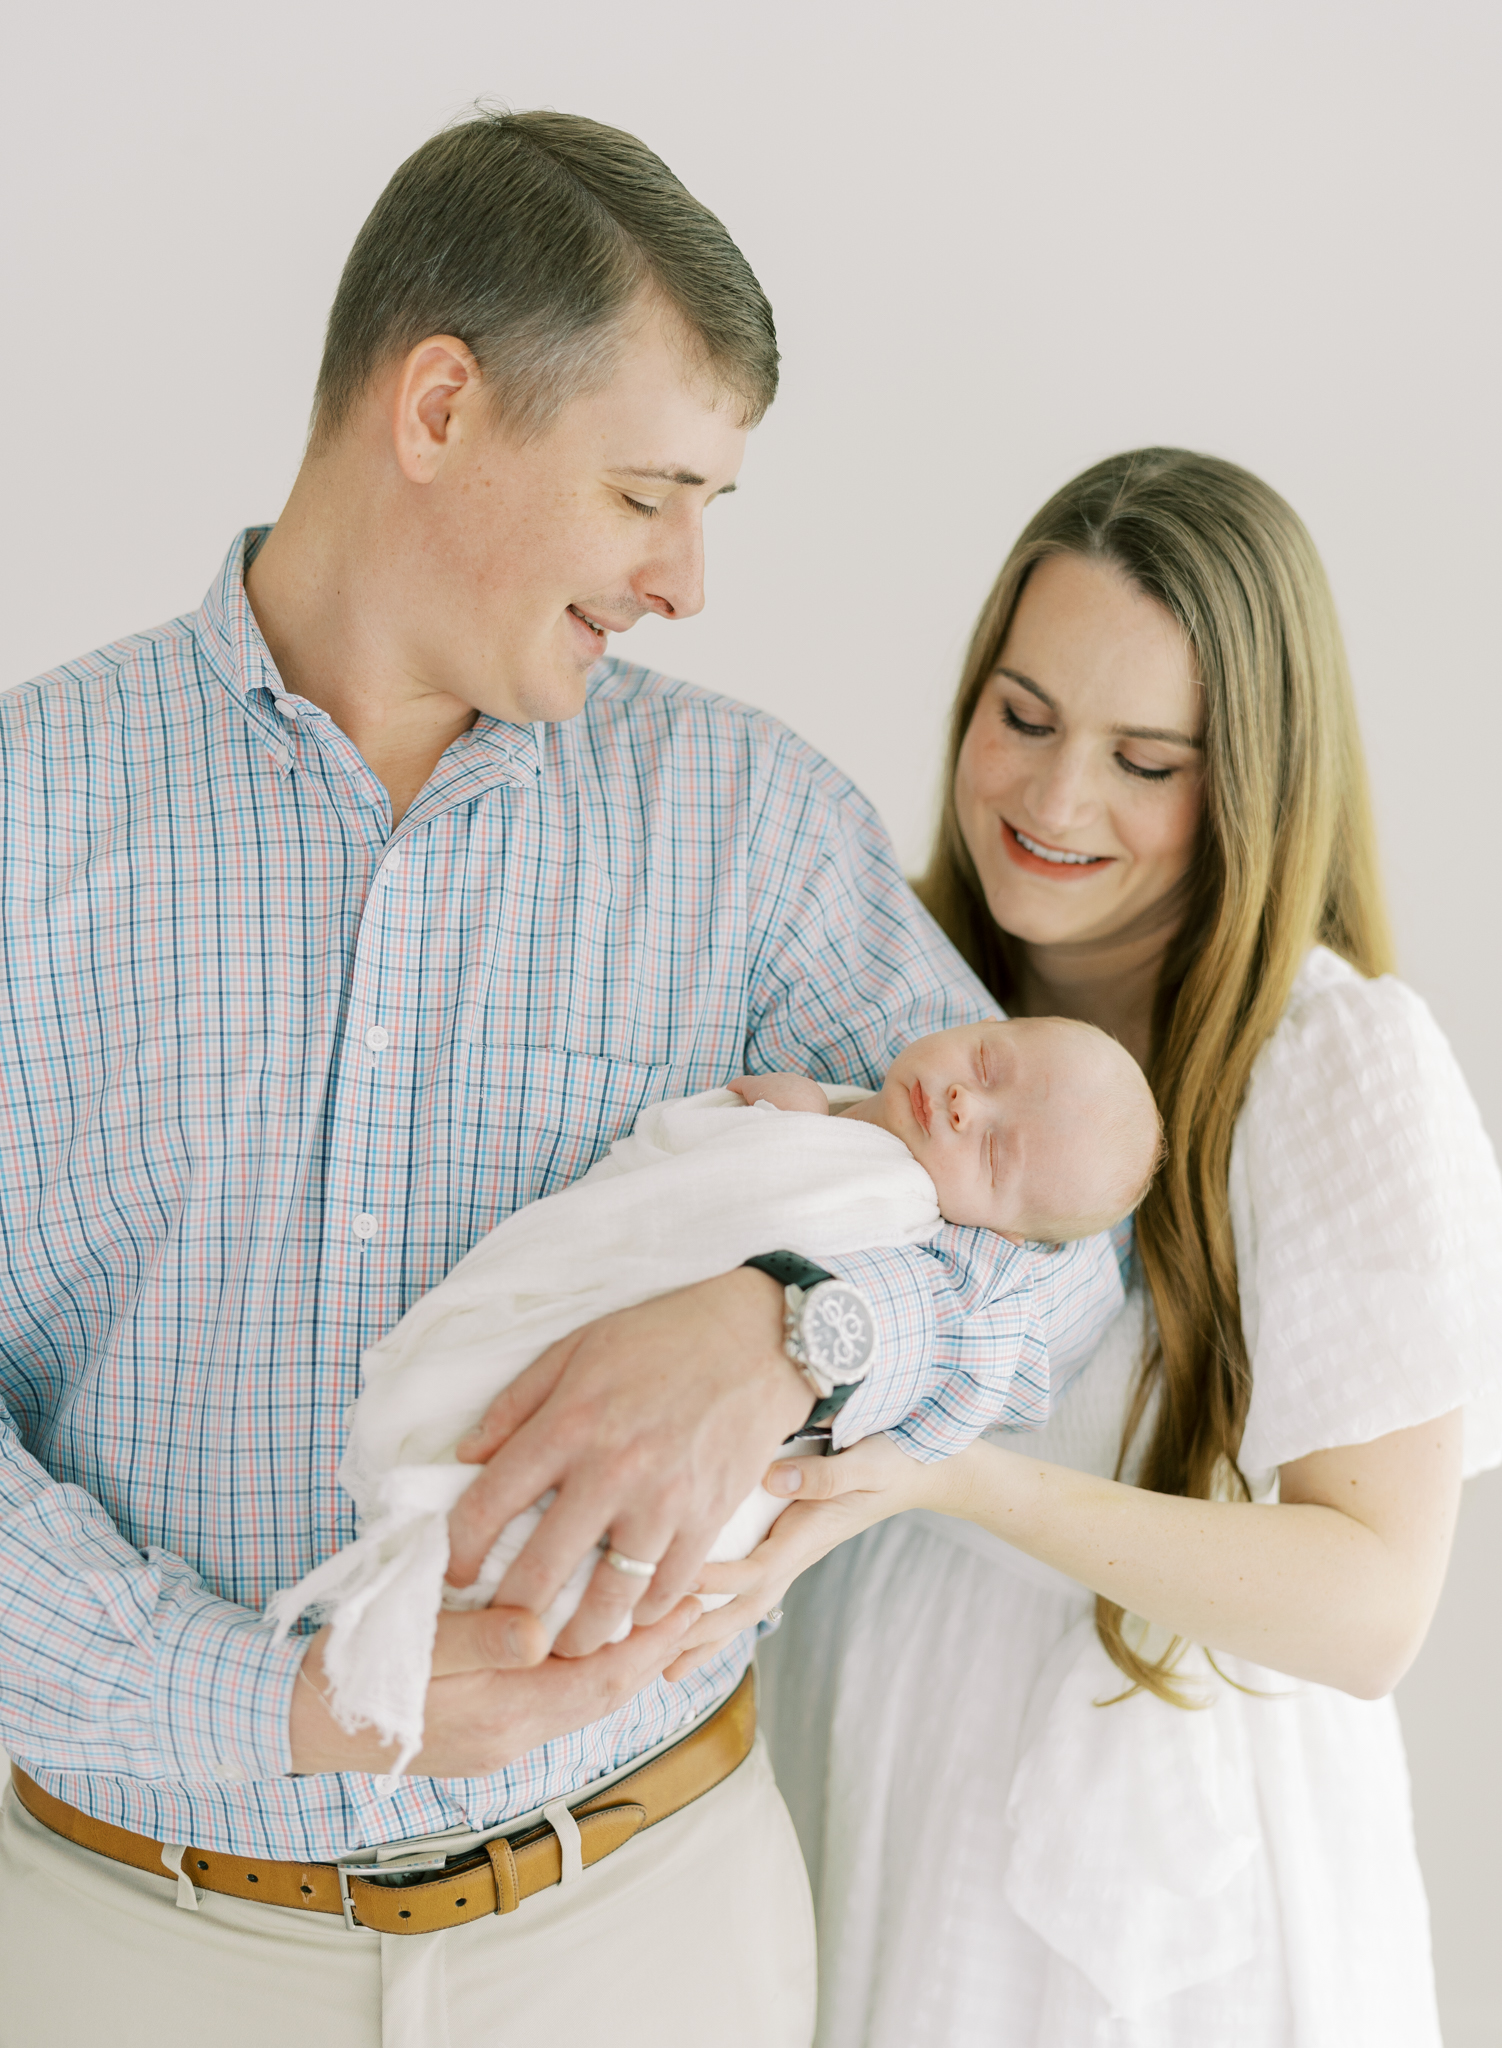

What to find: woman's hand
left=663, top=1434, right=940, bottom=1682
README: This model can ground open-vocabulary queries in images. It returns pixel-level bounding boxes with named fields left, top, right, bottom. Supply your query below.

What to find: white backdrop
left=3, top=2, right=1498, bottom=2036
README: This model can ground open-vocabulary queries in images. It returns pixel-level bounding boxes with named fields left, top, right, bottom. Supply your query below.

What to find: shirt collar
left=194, top=527, right=543, bottom=785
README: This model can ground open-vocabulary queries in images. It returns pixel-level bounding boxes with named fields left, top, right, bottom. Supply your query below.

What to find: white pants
left=0, top=1737, right=815, bottom=2048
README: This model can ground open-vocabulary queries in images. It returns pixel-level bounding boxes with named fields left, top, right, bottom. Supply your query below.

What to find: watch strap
left=743, top=1251, right=837, bottom=1292
left=805, top=1380, right=861, bottom=1429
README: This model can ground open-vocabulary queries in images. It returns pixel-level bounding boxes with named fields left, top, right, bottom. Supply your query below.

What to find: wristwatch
left=743, top=1251, right=878, bottom=1427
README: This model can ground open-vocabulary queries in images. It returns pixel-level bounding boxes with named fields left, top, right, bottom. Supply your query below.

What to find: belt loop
left=160, top=1843, right=201, bottom=1912
left=542, top=1799, right=583, bottom=1885
left=485, top=1835, right=520, bottom=1914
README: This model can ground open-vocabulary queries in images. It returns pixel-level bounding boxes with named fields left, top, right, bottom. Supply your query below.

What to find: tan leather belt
left=10, top=1667, right=754, bottom=1935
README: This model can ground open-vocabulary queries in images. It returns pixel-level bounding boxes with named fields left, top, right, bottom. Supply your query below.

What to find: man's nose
left=637, top=513, right=706, bottom=622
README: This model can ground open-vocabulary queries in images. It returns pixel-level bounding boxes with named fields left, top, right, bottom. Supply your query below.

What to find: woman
left=667, top=449, right=1502, bottom=2044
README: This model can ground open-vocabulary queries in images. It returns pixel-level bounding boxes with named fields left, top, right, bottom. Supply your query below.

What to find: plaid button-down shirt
left=0, top=531, right=1124, bottom=1862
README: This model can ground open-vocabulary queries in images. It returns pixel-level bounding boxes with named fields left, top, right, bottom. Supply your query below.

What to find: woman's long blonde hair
left=919, top=448, right=1394, bottom=1702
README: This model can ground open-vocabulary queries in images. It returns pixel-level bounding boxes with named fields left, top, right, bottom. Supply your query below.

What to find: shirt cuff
left=824, top=1243, right=938, bottom=1444
left=148, top=1550, right=308, bottom=1783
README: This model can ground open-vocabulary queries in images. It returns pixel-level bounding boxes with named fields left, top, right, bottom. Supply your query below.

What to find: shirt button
left=273, top=697, right=300, bottom=720
left=215, top=1763, right=246, bottom=1783
left=353, top=1214, right=378, bottom=1241
left=364, top=1026, right=390, bottom=1052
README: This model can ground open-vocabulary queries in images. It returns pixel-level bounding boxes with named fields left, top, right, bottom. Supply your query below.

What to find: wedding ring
left=602, top=1547, right=658, bottom=1580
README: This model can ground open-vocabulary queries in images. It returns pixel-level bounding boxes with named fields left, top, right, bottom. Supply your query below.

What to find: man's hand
left=446, top=1268, right=812, bottom=1657
left=289, top=1600, right=701, bottom=1778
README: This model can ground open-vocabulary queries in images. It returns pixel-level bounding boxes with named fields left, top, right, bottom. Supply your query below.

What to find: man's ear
left=389, top=335, right=484, bottom=484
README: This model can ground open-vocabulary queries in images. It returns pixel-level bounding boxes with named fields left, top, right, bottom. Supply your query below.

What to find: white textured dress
left=760, top=949, right=1502, bottom=2047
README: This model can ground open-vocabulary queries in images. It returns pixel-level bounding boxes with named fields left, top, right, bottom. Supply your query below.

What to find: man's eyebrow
left=994, top=667, right=1201, bottom=749
left=618, top=465, right=737, bottom=496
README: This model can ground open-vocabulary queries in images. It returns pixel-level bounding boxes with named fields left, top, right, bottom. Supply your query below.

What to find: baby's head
left=863, top=1018, right=1162, bottom=1242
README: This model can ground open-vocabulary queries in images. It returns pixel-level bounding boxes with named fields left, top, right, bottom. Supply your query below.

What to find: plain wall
left=2, top=2, right=1497, bottom=2036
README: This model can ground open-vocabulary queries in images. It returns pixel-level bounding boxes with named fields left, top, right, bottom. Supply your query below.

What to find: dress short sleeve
left=1232, top=948, right=1502, bottom=1482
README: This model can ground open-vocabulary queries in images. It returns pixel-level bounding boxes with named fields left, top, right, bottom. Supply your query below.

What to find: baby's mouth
left=909, top=1080, right=931, bottom=1135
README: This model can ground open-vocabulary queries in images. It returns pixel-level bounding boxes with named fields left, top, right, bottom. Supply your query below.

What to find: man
left=0, top=111, right=1123, bottom=2044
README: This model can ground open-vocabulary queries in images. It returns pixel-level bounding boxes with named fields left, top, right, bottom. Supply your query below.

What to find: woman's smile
left=1001, top=818, right=1112, bottom=877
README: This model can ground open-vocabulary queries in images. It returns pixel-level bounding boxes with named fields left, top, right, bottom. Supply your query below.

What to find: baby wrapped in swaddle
left=269, top=1018, right=1159, bottom=1772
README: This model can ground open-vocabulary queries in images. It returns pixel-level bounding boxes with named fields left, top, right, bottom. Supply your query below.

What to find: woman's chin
left=982, top=879, right=1120, bottom=951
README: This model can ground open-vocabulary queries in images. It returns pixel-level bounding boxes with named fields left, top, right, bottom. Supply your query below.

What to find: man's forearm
left=0, top=1416, right=304, bottom=1782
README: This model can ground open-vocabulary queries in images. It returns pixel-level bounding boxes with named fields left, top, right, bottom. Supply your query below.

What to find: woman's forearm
left=922, top=1415, right=1462, bottom=1698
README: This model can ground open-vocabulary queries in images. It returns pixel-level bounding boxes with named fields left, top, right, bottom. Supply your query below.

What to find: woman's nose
left=1027, top=746, right=1097, bottom=832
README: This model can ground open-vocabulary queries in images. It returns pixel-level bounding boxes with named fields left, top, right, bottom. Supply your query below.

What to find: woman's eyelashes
left=1001, top=700, right=1052, bottom=739
left=1003, top=697, right=1179, bottom=785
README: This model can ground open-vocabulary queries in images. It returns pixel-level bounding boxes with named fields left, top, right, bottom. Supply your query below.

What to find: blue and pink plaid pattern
left=0, top=531, right=1124, bottom=1861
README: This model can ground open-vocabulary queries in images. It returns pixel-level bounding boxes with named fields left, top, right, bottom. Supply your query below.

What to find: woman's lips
left=1000, top=819, right=1111, bottom=879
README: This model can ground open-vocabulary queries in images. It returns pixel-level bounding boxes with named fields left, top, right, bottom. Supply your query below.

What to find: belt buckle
left=334, top=1848, right=452, bottom=1933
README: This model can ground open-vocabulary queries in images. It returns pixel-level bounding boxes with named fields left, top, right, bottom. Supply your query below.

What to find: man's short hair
left=312, top=107, right=779, bottom=444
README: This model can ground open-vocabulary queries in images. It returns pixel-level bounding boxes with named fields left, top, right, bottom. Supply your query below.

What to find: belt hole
left=399, top=1909, right=411, bottom=1919
left=246, top=1873, right=258, bottom=1883
left=455, top=1897, right=467, bottom=1907
left=300, top=1884, right=313, bottom=1896
left=196, top=1860, right=208, bottom=1871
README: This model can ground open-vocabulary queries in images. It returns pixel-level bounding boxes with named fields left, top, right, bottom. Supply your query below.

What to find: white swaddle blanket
left=267, top=1086, right=943, bottom=1775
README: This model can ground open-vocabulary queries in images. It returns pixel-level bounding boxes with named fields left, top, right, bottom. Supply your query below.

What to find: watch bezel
left=787, top=1278, right=877, bottom=1390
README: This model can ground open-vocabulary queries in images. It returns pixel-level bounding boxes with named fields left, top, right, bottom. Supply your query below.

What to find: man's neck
left=244, top=465, right=479, bottom=828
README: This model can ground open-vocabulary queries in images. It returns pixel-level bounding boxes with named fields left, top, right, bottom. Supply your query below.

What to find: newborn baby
left=732, top=1015, right=1158, bottom=1246
left=269, top=1016, right=1158, bottom=1775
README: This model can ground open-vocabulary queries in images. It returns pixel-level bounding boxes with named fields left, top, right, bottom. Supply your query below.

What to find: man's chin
left=472, top=659, right=593, bottom=728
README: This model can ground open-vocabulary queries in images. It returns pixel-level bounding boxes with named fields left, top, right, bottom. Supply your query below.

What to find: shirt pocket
left=465, top=1044, right=686, bottom=1206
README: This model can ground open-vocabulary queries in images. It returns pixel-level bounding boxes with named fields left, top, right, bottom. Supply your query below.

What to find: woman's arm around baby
left=667, top=1415, right=1462, bottom=1699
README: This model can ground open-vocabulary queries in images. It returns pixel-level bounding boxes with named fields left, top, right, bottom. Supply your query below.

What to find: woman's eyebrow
left=996, top=666, right=1056, bottom=710
left=996, top=667, right=1201, bottom=749
left=1113, top=721, right=1202, bottom=748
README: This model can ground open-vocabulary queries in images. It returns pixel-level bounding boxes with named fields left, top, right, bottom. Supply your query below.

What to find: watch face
left=800, top=1283, right=877, bottom=1383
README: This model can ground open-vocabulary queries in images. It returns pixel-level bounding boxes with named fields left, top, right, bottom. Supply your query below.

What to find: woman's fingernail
left=769, top=1464, right=803, bottom=1496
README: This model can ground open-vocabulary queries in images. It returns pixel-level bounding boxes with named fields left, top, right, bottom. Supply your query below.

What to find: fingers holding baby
left=663, top=1434, right=938, bottom=1683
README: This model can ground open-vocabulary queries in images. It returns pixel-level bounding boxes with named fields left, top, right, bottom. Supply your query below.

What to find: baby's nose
left=947, top=1085, right=968, bottom=1128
